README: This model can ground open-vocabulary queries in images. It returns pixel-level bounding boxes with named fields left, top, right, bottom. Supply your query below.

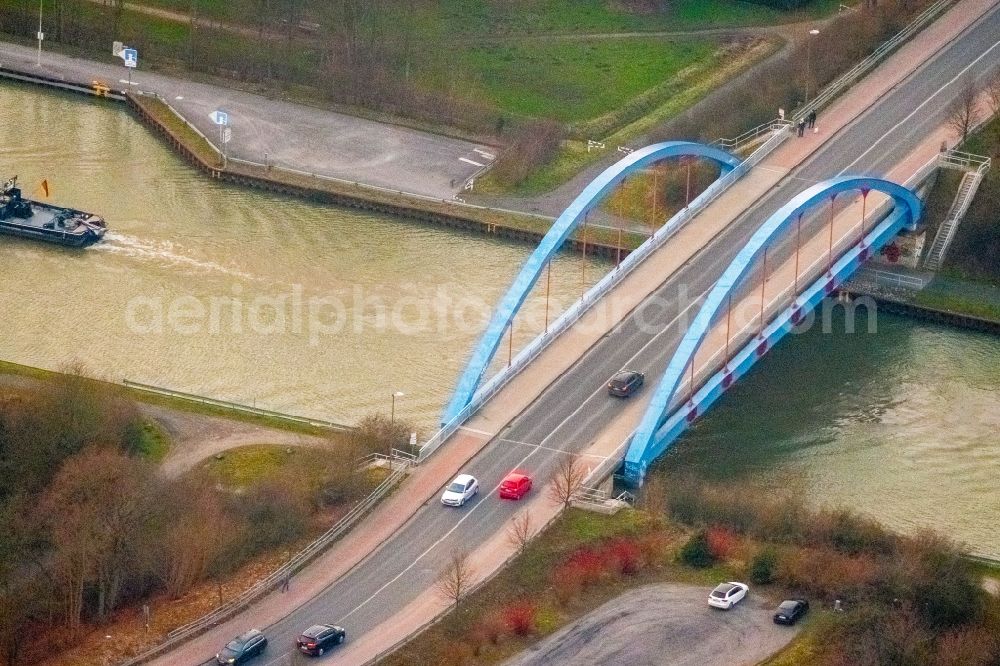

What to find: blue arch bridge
left=442, top=141, right=922, bottom=487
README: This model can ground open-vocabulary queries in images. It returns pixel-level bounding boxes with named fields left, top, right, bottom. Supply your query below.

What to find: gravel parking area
left=505, top=583, right=799, bottom=666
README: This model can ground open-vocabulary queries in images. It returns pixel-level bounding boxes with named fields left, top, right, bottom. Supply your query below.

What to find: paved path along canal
left=0, top=40, right=492, bottom=199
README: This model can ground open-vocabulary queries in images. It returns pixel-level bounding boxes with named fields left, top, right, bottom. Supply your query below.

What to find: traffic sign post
left=121, top=47, right=138, bottom=87
left=210, top=109, right=232, bottom=168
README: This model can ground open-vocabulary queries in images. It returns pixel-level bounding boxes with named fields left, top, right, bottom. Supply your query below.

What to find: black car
left=216, top=629, right=267, bottom=664
left=773, top=599, right=809, bottom=625
left=296, top=624, right=347, bottom=656
left=608, top=370, right=644, bottom=397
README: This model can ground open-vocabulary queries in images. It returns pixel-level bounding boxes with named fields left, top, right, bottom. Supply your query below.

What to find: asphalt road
left=504, top=584, right=798, bottom=666
left=0, top=42, right=492, bottom=199
left=193, top=6, right=1000, bottom=665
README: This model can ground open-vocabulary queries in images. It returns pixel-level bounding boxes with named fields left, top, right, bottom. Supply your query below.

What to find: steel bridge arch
left=442, top=141, right=743, bottom=425
left=623, top=175, right=923, bottom=483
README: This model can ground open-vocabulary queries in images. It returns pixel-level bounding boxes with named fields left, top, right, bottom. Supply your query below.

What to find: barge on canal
left=0, top=176, right=106, bottom=248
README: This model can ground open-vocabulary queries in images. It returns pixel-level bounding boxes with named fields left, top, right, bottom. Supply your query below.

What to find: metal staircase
left=924, top=151, right=991, bottom=271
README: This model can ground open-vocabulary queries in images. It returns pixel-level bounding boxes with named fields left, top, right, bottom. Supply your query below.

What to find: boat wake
left=97, top=232, right=259, bottom=281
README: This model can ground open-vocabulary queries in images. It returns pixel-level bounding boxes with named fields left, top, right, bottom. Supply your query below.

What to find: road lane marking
left=459, top=157, right=485, bottom=167
left=838, top=39, right=1000, bottom=175
left=330, top=281, right=713, bottom=629
left=499, top=437, right=609, bottom=459
left=473, top=149, right=496, bottom=160
left=459, top=425, right=496, bottom=437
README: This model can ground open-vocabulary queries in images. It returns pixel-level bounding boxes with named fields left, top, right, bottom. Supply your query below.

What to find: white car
left=708, top=582, right=749, bottom=609
left=441, top=474, right=479, bottom=507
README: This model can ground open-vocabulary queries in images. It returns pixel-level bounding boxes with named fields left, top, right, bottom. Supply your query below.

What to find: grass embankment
left=913, top=277, right=1000, bottom=322
left=137, top=95, right=223, bottom=168
left=0, top=358, right=334, bottom=436
left=384, top=477, right=1000, bottom=665
left=140, top=0, right=846, bottom=34
left=937, top=113, right=1000, bottom=283
left=474, top=37, right=779, bottom=197
left=197, top=443, right=390, bottom=490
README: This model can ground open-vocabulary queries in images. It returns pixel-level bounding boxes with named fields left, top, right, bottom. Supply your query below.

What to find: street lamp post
left=390, top=391, right=405, bottom=425
left=806, top=28, right=820, bottom=104
left=36, top=0, right=44, bottom=66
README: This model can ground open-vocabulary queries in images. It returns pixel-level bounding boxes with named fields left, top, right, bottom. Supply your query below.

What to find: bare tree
left=506, top=510, right=533, bottom=554
left=946, top=76, right=981, bottom=144
left=547, top=455, right=587, bottom=509
left=435, top=550, right=476, bottom=607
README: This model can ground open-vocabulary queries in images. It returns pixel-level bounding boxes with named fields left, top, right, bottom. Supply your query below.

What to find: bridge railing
left=938, top=150, right=992, bottom=175
left=419, top=128, right=792, bottom=461
left=714, top=119, right=790, bottom=153
left=423, top=0, right=958, bottom=468
left=120, top=456, right=411, bottom=666
left=794, top=0, right=955, bottom=122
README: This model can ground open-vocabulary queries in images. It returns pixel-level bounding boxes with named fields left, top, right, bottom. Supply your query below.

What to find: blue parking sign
left=123, top=48, right=138, bottom=68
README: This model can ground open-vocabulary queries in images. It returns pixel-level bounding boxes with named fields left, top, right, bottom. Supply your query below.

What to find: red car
left=499, top=473, right=532, bottom=500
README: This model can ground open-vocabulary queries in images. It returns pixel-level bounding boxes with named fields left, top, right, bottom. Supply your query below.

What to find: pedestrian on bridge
left=797, top=117, right=806, bottom=137
left=807, top=109, right=817, bottom=129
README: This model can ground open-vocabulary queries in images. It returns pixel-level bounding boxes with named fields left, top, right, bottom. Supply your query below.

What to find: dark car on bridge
left=773, top=599, right=809, bottom=625
left=216, top=629, right=267, bottom=664
left=296, top=624, right=346, bottom=656
left=608, top=370, right=644, bottom=397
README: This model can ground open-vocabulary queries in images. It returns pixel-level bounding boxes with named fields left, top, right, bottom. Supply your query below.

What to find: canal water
left=0, top=84, right=607, bottom=429
left=3, top=84, right=998, bottom=554
left=654, top=309, right=1000, bottom=556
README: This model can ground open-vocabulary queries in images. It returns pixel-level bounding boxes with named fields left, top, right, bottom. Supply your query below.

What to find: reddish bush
left=563, top=547, right=610, bottom=586
left=777, top=547, right=880, bottom=599
left=502, top=601, right=537, bottom=636
left=606, top=538, right=643, bottom=575
left=706, top=526, right=740, bottom=560
left=933, top=626, right=1000, bottom=666
left=551, top=563, right=585, bottom=605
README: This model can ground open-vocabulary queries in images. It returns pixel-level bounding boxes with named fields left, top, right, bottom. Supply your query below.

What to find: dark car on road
left=296, top=624, right=347, bottom=656
left=216, top=629, right=267, bottom=664
left=773, top=599, right=809, bottom=625
left=608, top=370, right=644, bottom=397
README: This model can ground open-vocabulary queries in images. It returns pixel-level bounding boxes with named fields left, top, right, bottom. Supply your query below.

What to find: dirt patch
left=148, top=403, right=330, bottom=477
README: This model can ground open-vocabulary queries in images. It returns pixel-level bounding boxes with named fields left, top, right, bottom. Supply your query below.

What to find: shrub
left=679, top=530, right=715, bottom=568
left=502, top=601, right=537, bottom=636
left=473, top=610, right=506, bottom=646
left=490, top=120, right=565, bottom=187
left=563, top=547, right=610, bottom=585
left=607, top=538, right=643, bottom=576
left=706, top=526, right=740, bottom=560
left=750, top=547, right=778, bottom=585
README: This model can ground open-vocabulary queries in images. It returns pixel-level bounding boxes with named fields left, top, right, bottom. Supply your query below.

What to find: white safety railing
left=939, top=150, right=992, bottom=174
left=924, top=169, right=984, bottom=270
left=122, top=379, right=354, bottom=431
left=794, top=0, right=955, bottom=122
left=419, top=127, right=793, bottom=461
left=120, top=457, right=411, bottom=665
left=714, top=119, right=791, bottom=152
